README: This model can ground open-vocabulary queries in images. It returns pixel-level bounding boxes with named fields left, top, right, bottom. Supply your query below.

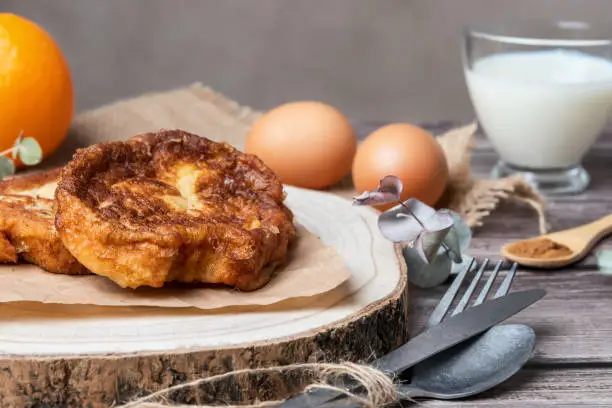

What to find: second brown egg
left=352, top=123, right=449, bottom=210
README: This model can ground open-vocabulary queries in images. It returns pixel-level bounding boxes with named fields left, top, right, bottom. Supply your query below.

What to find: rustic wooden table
left=355, top=121, right=612, bottom=407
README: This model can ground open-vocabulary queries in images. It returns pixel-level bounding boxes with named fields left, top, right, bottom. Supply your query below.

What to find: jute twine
left=117, top=362, right=406, bottom=408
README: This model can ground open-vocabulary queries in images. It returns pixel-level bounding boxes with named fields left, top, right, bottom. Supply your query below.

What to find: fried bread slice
left=55, top=129, right=296, bottom=290
left=0, top=168, right=89, bottom=275
left=0, top=167, right=61, bottom=198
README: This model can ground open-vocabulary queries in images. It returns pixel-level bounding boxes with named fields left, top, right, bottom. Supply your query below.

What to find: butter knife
left=276, top=288, right=546, bottom=408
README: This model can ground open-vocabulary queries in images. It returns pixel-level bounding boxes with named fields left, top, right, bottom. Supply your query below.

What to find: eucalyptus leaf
left=441, top=228, right=463, bottom=263
left=437, top=211, right=471, bottom=264
left=11, top=131, right=24, bottom=160
left=378, top=198, right=438, bottom=243
left=17, top=137, right=43, bottom=165
left=403, top=245, right=452, bottom=288
left=0, top=156, right=16, bottom=179
left=352, top=175, right=402, bottom=206
left=596, top=250, right=612, bottom=275
left=378, top=209, right=426, bottom=243
left=412, top=208, right=454, bottom=264
left=414, top=221, right=454, bottom=264
left=377, top=175, right=402, bottom=195
left=449, top=211, right=472, bottom=252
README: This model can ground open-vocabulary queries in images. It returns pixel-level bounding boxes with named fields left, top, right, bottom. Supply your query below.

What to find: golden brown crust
left=0, top=194, right=88, bottom=275
left=55, top=129, right=296, bottom=289
left=0, top=167, right=63, bottom=196
left=0, top=232, right=17, bottom=263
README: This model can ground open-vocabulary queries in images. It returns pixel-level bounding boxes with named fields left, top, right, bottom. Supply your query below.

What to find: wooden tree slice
left=0, top=186, right=408, bottom=408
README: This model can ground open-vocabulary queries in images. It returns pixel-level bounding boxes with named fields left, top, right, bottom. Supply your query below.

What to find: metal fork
left=424, top=257, right=518, bottom=330
left=276, top=258, right=519, bottom=408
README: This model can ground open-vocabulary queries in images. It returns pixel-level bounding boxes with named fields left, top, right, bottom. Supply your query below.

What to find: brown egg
left=352, top=123, right=448, bottom=210
left=245, top=101, right=357, bottom=189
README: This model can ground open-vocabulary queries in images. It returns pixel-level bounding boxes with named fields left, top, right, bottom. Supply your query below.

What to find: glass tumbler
left=462, top=21, right=612, bottom=195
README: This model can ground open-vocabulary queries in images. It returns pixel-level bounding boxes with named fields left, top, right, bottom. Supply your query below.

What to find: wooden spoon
left=500, top=214, right=612, bottom=268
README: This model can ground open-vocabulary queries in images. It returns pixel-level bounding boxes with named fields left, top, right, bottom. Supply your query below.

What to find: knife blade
left=276, top=288, right=546, bottom=408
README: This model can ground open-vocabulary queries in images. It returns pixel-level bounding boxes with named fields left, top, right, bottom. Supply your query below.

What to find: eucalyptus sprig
left=353, top=175, right=473, bottom=288
left=0, top=131, right=44, bottom=179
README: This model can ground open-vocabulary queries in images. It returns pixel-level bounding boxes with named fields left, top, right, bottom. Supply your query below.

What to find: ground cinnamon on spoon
left=506, top=238, right=573, bottom=259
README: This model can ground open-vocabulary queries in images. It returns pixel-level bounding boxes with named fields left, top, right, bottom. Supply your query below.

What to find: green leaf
left=0, top=156, right=16, bottom=179
left=17, top=137, right=43, bottom=165
left=11, top=131, right=24, bottom=160
left=596, top=250, right=612, bottom=275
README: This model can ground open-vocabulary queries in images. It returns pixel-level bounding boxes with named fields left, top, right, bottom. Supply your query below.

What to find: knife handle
left=276, top=388, right=345, bottom=408
left=317, top=398, right=364, bottom=408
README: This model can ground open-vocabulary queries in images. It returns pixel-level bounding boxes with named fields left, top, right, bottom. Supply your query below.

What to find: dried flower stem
left=0, top=147, right=15, bottom=157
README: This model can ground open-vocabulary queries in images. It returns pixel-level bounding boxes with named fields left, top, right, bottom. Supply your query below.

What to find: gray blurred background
left=2, top=0, right=611, bottom=122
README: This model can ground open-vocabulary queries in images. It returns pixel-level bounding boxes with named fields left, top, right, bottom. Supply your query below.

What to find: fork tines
left=426, top=258, right=518, bottom=328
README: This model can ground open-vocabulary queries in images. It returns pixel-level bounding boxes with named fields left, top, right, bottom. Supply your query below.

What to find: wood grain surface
left=413, top=367, right=612, bottom=407
left=354, top=121, right=612, bottom=406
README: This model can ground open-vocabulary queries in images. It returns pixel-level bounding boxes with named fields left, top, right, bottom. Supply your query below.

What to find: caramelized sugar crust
left=55, top=129, right=296, bottom=289
left=0, top=169, right=88, bottom=275
left=0, top=167, right=62, bottom=199
left=0, top=167, right=62, bottom=196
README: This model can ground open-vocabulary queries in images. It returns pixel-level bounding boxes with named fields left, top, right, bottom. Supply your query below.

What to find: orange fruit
left=0, top=13, right=73, bottom=165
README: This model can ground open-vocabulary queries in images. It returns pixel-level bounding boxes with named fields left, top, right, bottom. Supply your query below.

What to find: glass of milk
left=463, top=21, right=612, bottom=195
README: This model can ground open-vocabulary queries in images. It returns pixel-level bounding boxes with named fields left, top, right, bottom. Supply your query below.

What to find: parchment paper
left=0, top=225, right=350, bottom=309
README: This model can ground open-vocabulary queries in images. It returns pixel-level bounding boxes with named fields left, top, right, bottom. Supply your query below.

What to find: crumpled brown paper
left=0, top=225, right=350, bottom=309
left=43, top=84, right=262, bottom=168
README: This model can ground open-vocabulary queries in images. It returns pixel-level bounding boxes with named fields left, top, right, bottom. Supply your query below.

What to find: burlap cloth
left=44, top=82, right=547, bottom=233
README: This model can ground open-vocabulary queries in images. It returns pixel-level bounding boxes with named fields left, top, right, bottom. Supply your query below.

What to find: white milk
left=465, top=50, right=612, bottom=168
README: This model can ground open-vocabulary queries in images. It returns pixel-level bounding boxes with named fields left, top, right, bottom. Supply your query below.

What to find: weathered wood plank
left=412, top=367, right=612, bottom=407
left=473, top=200, right=612, bottom=238
left=409, top=267, right=612, bottom=364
